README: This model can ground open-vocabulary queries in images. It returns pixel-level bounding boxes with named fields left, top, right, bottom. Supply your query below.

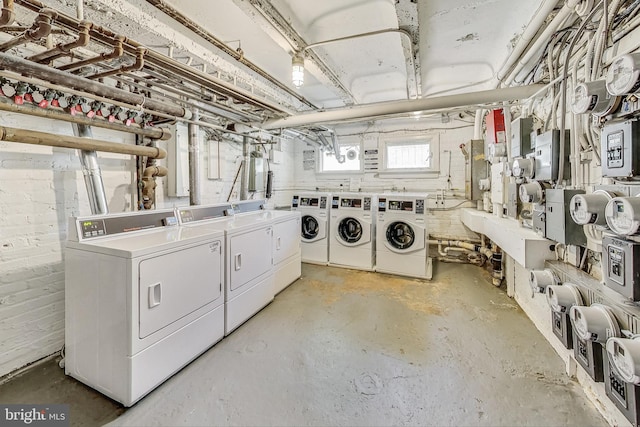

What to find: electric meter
left=570, top=304, right=620, bottom=344
left=606, top=53, right=640, bottom=96
left=572, top=80, right=619, bottom=115
left=512, top=158, right=535, bottom=179
left=529, top=269, right=557, bottom=294
left=546, top=283, right=583, bottom=313
left=605, top=196, right=640, bottom=236
left=569, top=190, right=614, bottom=226
left=519, top=181, right=547, bottom=204
left=607, top=336, right=640, bottom=384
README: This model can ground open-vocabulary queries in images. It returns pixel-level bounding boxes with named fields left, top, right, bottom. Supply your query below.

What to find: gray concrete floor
left=0, top=262, right=607, bottom=426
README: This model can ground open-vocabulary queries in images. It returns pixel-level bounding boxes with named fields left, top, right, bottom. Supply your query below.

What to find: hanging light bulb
left=292, top=53, right=304, bottom=88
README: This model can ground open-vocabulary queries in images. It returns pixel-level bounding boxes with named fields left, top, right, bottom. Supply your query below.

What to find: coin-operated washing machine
left=65, top=209, right=225, bottom=406
left=178, top=203, right=274, bottom=335
left=376, top=194, right=432, bottom=279
left=329, top=193, right=377, bottom=271
left=233, top=199, right=302, bottom=294
left=291, top=193, right=331, bottom=265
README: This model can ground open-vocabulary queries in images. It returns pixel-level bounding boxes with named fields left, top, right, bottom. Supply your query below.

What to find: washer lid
left=386, top=221, right=415, bottom=250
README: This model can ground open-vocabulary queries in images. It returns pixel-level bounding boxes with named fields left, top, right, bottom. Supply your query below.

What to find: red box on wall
left=486, top=109, right=506, bottom=144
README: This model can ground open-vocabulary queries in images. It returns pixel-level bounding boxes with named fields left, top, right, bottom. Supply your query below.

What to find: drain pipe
left=0, top=0, right=15, bottom=26
left=141, top=165, right=168, bottom=210
left=72, top=124, right=108, bottom=215
left=188, top=109, right=201, bottom=205
left=239, top=136, right=250, bottom=200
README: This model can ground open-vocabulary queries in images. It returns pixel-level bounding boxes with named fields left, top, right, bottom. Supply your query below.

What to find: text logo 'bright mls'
left=2, top=405, right=69, bottom=426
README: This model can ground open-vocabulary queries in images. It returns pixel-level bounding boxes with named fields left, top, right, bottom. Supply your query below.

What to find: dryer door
left=337, top=216, right=370, bottom=247
left=385, top=221, right=425, bottom=253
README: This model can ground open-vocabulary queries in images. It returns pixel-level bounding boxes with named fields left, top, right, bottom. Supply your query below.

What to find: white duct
left=72, top=124, right=108, bottom=215
left=259, top=85, right=544, bottom=129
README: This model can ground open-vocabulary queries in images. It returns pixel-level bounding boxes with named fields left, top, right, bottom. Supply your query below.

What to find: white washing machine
left=65, top=208, right=225, bottom=406
left=376, top=194, right=433, bottom=279
left=232, top=199, right=301, bottom=294
left=178, top=203, right=274, bottom=336
left=291, top=193, right=331, bottom=265
left=329, top=193, right=377, bottom=271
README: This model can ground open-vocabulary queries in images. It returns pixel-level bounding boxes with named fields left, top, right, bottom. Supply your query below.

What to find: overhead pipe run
left=27, top=19, right=91, bottom=64
left=57, top=35, right=125, bottom=72
left=0, top=8, right=56, bottom=52
left=259, top=84, right=544, bottom=129
left=0, top=0, right=15, bottom=26
left=72, top=124, right=108, bottom=215
left=88, top=46, right=146, bottom=80
left=0, top=125, right=167, bottom=158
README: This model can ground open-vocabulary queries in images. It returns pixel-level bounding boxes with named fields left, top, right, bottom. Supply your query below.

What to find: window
left=320, top=142, right=361, bottom=172
left=382, top=136, right=438, bottom=173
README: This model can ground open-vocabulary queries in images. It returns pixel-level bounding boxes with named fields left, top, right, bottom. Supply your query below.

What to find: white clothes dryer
left=65, top=209, right=225, bottom=406
left=376, top=194, right=433, bottom=279
left=291, top=193, right=331, bottom=265
left=329, top=193, right=377, bottom=271
left=178, top=204, right=274, bottom=336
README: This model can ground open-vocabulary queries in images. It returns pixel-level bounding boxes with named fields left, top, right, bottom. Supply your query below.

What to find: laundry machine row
left=65, top=201, right=301, bottom=407
left=291, top=192, right=432, bottom=279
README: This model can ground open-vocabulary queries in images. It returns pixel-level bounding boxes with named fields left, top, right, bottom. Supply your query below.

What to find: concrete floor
left=0, top=262, right=607, bottom=426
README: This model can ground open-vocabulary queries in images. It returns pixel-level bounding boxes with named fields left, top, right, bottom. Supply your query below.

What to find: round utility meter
left=512, top=158, right=535, bottom=179
left=529, top=269, right=557, bottom=294
left=606, top=336, right=640, bottom=384
left=606, top=53, right=640, bottom=96
left=546, top=283, right=583, bottom=313
left=604, top=196, right=640, bottom=236
left=569, top=304, right=620, bottom=344
left=572, top=80, right=620, bottom=116
left=519, top=182, right=546, bottom=204
left=569, top=190, right=614, bottom=226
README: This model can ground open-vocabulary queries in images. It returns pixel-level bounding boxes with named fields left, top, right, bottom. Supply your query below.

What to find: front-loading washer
left=291, top=192, right=331, bottom=265
left=65, top=208, right=225, bottom=406
left=231, top=199, right=301, bottom=294
left=178, top=203, right=274, bottom=335
left=329, top=193, right=377, bottom=271
left=376, top=194, right=433, bottom=279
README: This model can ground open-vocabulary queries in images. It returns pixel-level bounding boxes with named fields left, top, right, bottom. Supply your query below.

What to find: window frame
left=380, top=135, right=439, bottom=175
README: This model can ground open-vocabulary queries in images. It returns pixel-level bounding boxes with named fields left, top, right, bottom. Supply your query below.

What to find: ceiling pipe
left=0, top=96, right=170, bottom=140
left=73, top=124, right=109, bottom=215
left=0, top=125, right=167, bottom=158
left=27, top=19, right=92, bottom=63
left=0, top=51, right=189, bottom=118
left=0, top=0, right=15, bottom=26
left=0, top=8, right=56, bottom=52
left=57, top=35, right=125, bottom=72
left=259, top=84, right=544, bottom=129
left=88, top=46, right=146, bottom=80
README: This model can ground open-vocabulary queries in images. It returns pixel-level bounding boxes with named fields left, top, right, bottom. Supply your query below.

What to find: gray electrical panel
left=544, top=189, right=586, bottom=245
left=533, top=204, right=546, bottom=236
left=511, top=117, right=534, bottom=158
left=249, top=151, right=264, bottom=192
left=534, top=129, right=571, bottom=181
left=552, top=310, right=573, bottom=349
left=506, top=183, right=521, bottom=219
left=601, top=119, right=640, bottom=178
left=464, top=139, right=487, bottom=201
left=602, top=235, right=640, bottom=300
left=605, top=359, right=640, bottom=426
left=572, top=334, right=604, bottom=382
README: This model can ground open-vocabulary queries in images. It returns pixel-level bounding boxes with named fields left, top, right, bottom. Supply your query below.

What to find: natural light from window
left=321, top=144, right=361, bottom=172
left=386, top=142, right=431, bottom=169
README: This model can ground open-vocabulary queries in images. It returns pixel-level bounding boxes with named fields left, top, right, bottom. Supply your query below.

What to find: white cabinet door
left=273, top=218, right=300, bottom=265
left=229, top=226, right=272, bottom=291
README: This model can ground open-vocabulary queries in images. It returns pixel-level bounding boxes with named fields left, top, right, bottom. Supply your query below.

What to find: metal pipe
left=0, top=124, right=167, bottom=158
left=260, top=84, right=544, bottom=129
left=188, top=109, right=201, bottom=206
left=0, top=8, right=56, bottom=52
left=72, top=124, right=108, bottom=215
left=240, top=136, right=250, bottom=200
left=0, top=0, right=15, bottom=26
left=0, top=52, right=188, bottom=118
left=0, top=94, right=170, bottom=139
left=88, top=46, right=146, bottom=80
left=57, top=35, right=124, bottom=72
left=27, top=19, right=91, bottom=63
left=141, top=165, right=168, bottom=210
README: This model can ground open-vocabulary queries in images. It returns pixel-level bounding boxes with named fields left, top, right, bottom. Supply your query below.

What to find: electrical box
left=464, top=139, right=487, bottom=201
left=602, top=235, right=640, bottom=300
left=546, top=284, right=584, bottom=350
left=166, top=122, right=190, bottom=197
left=506, top=183, right=521, bottom=219
left=601, top=119, right=640, bottom=178
left=490, top=162, right=506, bottom=207
left=545, top=189, right=587, bottom=246
left=534, top=129, right=571, bottom=181
left=575, top=336, right=605, bottom=381
left=511, top=117, right=534, bottom=159
left=605, top=337, right=640, bottom=427
left=249, top=151, right=264, bottom=192
left=533, top=204, right=546, bottom=236
left=486, top=109, right=506, bottom=144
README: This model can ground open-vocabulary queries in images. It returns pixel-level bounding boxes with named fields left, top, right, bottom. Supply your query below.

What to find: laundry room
left=0, top=0, right=639, bottom=426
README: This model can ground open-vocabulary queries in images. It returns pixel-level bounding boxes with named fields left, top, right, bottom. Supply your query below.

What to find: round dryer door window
left=386, top=221, right=415, bottom=250
left=301, top=215, right=319, bottom=240
left=338, top=217, right=363, bottom=243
